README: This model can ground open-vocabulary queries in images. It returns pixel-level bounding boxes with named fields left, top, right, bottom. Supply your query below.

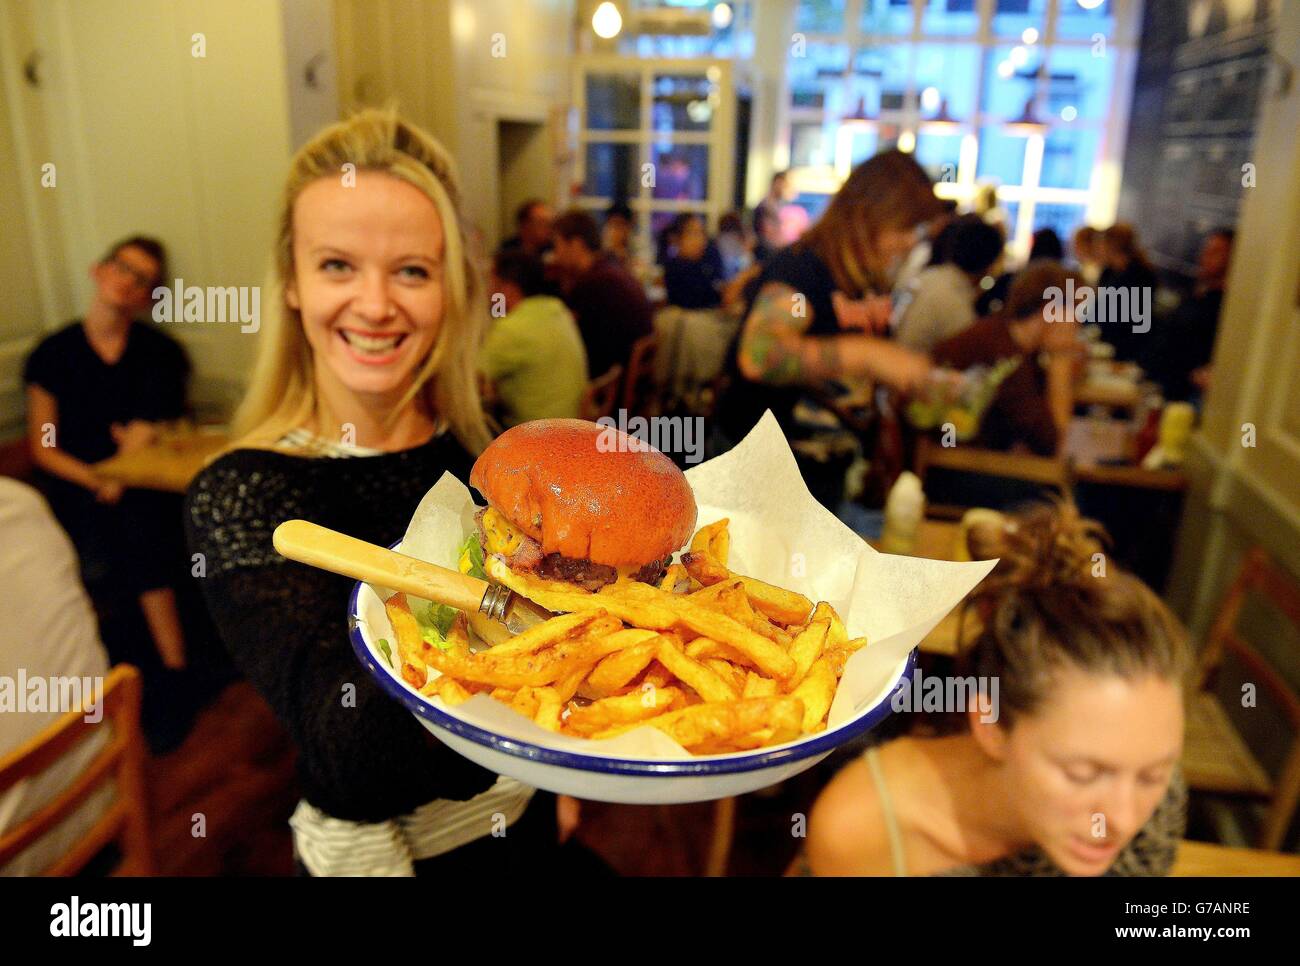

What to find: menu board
left=1117, top=0, right=1279, bottom=281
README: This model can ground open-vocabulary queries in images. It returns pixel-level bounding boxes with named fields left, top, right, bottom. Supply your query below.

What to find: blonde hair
left=231, top=107, right=492, bottom=455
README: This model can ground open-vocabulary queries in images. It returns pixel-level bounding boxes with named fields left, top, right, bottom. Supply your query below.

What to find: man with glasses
left=23, top=236, right=193, bottom=690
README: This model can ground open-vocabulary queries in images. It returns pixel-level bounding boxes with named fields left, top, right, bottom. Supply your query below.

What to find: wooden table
left=871, top=519, right=983, bottom=657
left=902, top=518, right=962, bottom=562
left=915, top=419, right=1186, bottom=495
left=94, top=429, right=229, bottom=493
left=1171, top=839, right=1300, bottom=876
left=1067, top=417, right=1188, bottom=492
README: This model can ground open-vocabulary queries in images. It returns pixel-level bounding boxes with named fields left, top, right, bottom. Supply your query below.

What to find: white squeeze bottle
left=879, top=471, right=925, bottom=555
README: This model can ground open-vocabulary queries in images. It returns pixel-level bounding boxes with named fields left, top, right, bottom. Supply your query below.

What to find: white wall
left=0, top=1, right=75, bottom=435
left=1167, top=3, right=1300, bottom=628
left=282, top=0, right=342, bottom=152
left=335, top=0, right=576, bottom=249
left=744, top=0, right=795, bottom=208
left=0, top=0, right=299, bottom=429
left=447, top=0, right=575, bottom=247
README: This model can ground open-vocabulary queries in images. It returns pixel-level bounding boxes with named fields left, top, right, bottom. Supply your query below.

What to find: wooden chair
left=1183, top=547, right=1300, bottom=851
left=620, top=333, right=661, bottom=417
left=0, top=664, right=152, bottom=875
left=913, top=435, right=1071, bottom=519
left=579, top=364, right=623, bottom=422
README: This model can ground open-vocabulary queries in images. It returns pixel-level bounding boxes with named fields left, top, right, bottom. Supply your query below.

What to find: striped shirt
left=290, top=776, right=533, bottom=876
left=275, top=426, right=535, bottom=876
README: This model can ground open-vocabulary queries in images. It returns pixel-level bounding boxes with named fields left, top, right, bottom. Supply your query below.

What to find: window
left=620, top=2, right=757, bottom=60
left=860, top=0, right=914, bottom=37
left=915, top=132, right=962, bottom=181
left=656, top=74, right=720, bottom=134
left=992, top=0, right=1047, bottom=40
left=980, top=44, right=1044, bottom=119
left=920, top=0, right=978, bottom=37
left=977, top=126, right=1028, bottom=183
left=576, top=59, right=735, bottom=259
left=1033, top=202, right=1089, bottom=242
left=797, top=0, right=848, bottom=34
left=914, top=44, right=979, bottom=120
left=1056, top=0, right=1114, bottom=40
left=583, top=143, right=640, bottom=198
left=1040, top=127, right=1099, bottom=190
left=790, top=42, right=851, bottom=111
left=1045, top=45, right=1112, bottom=121
left=849, top=45, right=911, bottom=115
left=651, top=142, right=710, bottom=201
left=783, top=0, right=1133, bottom=255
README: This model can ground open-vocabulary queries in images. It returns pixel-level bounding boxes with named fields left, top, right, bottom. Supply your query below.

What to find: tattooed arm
left=737, top=282, right=932, bottom=393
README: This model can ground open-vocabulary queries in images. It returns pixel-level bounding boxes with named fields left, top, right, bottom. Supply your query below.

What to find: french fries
left=690, top=518, right=731, bottom=567
left=681, top=551, right=814, bottom=626
left=384, top=518, right=867, bottom=754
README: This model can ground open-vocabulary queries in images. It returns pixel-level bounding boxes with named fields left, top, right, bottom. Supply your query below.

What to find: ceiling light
left=592, top=2, right=622, bottom=39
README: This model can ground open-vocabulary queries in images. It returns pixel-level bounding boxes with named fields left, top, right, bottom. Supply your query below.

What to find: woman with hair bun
left=799, top=502, right=1189, bottom=876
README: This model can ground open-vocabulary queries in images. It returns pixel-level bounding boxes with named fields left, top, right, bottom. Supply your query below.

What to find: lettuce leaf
left=458, top=532, right=488, bottom=580
left=414, top=600, right=460, bottom=652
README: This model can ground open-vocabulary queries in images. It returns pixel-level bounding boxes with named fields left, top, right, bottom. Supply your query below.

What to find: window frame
left=778, top=0, right=1143, bottom=258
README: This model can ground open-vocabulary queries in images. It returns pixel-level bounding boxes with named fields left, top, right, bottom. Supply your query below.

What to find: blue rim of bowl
left=348, top=550, right=915, bottom=776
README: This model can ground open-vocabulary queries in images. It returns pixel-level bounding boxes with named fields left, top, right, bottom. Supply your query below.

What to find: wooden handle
left=273, top=519, right=487, bottom=613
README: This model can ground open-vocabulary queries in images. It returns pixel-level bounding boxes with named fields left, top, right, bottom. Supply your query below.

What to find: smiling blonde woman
left=184, top=109, right=565, bottom=876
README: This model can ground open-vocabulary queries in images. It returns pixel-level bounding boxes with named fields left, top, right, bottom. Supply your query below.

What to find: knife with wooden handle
left=272, top=518, right=555, bottom=638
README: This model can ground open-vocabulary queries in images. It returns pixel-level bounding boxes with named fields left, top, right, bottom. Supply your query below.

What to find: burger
left=466, top=418, right=697, bottom=592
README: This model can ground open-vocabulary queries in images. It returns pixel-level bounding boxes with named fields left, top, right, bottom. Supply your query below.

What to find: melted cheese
left=481, top=507, right=526, bottom=556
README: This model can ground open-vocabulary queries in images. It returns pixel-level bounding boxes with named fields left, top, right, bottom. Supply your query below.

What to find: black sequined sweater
left=184, top=433, right=500, bottom=822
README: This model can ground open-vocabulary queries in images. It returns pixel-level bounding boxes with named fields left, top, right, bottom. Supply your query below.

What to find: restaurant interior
left=0, top=0, right=1298, bottom=880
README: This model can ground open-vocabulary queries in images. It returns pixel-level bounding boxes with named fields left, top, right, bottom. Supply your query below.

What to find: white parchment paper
left=389, top=410, right=997, bottom=759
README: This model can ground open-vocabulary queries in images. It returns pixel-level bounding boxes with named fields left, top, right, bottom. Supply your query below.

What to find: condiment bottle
left=879, top=471, right=925, bottom=555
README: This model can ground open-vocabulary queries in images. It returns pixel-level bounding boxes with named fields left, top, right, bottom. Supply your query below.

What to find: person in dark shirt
left=751, top=202, right=783, bottom=266
left=1071, top=224, right=1103, bottom=285
left=1030, top=227, right=1064, bottom=262
left=715, top=211, right=751, bottom=281
left=24, top=235, right=191, bottom=670
left=975, top=226, right=1058, bottom=318
left=752, top=170, right=796, bottom=254
left=551, top=209, right=653, bottom=379
left=932, top=262, right=1083, bottom=456
left=601, top=201, right=635, bottom=266
left=185, top=109, right=580, bottom=876
left=496, top=198, right=554, bottom=258
left=715, top=150, right=942, bottom=448
left=662, top=213, right=724, bottom=310
left=1152, top=228, right=1233, bottom=401
left=895, top=214, right=1004, bottom=352
left=1096, top=223, right=1158, bottom=365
